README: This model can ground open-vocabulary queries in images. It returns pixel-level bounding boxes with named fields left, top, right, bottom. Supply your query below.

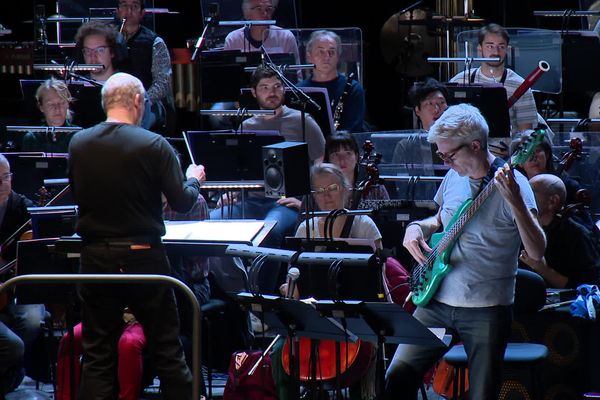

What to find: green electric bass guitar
left=409, top=129, right=546, bottom=306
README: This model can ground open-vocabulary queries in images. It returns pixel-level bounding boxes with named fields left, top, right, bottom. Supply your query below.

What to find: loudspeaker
left=506, top=308, right=600, bottom=400
left=262, top=141, right=310, bottom=198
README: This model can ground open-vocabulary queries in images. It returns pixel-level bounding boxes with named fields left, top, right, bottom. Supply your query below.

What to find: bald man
left=68, top=72, right=205, bottom=400
left=522, top=174, right=600, bottom=288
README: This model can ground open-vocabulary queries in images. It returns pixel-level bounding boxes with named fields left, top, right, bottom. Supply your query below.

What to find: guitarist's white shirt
left=432, top=167, right=537, bottom=308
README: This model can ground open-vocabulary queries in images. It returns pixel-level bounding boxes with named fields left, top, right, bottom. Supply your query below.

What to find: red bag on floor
left=223, top=350, right=277, bottom=400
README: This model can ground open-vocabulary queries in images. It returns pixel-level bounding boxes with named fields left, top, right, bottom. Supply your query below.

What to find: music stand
left=237, top=292, right=367, bottom=400
left=198, top=50, right=298, bottom=102
left=315, top=300, right=446, bottom=397
left=239, top=87, right=335, bottom=136
left=184, top=130, right=284, bottom=181
left=19, top=79, right=105, bottom=128
left=2, top=153, right=70, bottom=203
left=562, top=31, right=600, bottom=93
left=28, top=205, right=77, bottom=239
left=445, top=83, right=511, bottom=138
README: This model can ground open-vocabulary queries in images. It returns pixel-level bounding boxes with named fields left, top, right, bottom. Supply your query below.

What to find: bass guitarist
left=385, top=104, right=545, bottom=400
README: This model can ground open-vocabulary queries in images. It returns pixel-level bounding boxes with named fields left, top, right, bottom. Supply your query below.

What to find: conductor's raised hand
left=186, top=164, right=206, bottom=184
left=402, top=223, right=432, bottom=265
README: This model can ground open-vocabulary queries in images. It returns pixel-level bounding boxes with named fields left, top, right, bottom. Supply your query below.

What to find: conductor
left=68, top=72, right=205, bottom=400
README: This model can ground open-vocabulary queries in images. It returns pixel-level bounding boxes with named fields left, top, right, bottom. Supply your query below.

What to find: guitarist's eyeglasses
left=436, top=143, right=469, bottom=163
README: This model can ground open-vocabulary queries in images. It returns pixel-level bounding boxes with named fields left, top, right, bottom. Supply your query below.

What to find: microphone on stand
left=285, top=267, right=300, bottom=299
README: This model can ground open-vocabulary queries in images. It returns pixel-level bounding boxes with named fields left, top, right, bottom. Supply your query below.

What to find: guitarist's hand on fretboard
left=402, top=223, right=432, bottom=265
left=494, top=163, right=523, bottom=208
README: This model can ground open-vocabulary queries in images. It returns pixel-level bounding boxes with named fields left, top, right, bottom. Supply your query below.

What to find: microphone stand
left=191, top=15, right=218, bottom=62
left=261, top=46, right=320, bottom=144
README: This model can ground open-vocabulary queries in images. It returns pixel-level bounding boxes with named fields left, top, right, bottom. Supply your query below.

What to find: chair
left=442, top=342, right=548, bottom=400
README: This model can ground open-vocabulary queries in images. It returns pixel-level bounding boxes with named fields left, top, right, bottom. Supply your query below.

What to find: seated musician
left=224, top=0, right=300, bottom=61
left=298, top=30, right=366, bottom=133
left=74, top=20, right=120, bottom=84
left=385, top=104, right=545, bottom=399
left=520, top=174, right=600, bottom=288
left=449, top=23, right=537, bottom=134
left=272, top=163, right=382, bottom=400
left=21, top=79, right=77, bottom=153
left=55, top=194, right=211, bottom=400
left=0, top=154, right=46, bottom=396
left=511, top=136, right=597, bottom=233
left=211, top=66, right=325, bottom=253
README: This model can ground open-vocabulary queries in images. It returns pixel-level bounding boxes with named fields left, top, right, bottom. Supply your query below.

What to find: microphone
left=285, top=267, right=300, bottom=298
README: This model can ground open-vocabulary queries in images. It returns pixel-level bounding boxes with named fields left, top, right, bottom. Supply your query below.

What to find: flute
left=507, top=60, right=550, bottom=108
left=119, top=18, right=127, bottom=33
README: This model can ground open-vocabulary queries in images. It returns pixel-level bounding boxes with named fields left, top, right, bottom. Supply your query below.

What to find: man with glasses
left=450, top=23, right=538, bottom=134
left=116, top=0, right=174, bottom=133
left=385, top=103, right=546, bottom=399
left=75, top=20, right=120, bottom=83
left=0, top=154, right=46, bottom=398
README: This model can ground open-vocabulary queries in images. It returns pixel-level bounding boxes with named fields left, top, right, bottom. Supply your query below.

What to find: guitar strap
left=476, top=157, right=506, bottom=197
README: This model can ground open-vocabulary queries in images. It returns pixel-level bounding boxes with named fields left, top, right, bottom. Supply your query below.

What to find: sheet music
left=163, top=220, right=265, bottom=243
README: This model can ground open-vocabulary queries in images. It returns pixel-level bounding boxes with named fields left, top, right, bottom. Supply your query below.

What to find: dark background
left=1, top=0, right=594, bottom=131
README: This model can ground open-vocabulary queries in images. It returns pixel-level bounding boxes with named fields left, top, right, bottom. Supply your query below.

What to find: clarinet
left=332, top=72, right=355, bottom=131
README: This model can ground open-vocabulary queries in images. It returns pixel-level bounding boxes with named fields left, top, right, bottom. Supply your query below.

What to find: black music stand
left=445, top=83, right=511, bottom=137
left=2, top=152, right=71, bottom=203
left=198, top=50, right=298, bottom=102
left=239, top=87, right=335, bottom=136
left=29, top=205, right=77, bottom=239
left=237, top=292, right=367, bottom=400
left=562, top=31, right=600, bottom=94
left=315, top=300, right=446, bottom=398
left=19, top=79, right=105, bottom=128
left=184, top=130, right=284, bottom=181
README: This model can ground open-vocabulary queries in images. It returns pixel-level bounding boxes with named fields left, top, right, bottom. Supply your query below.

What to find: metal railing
left=0, top=274, right=202, bottom=398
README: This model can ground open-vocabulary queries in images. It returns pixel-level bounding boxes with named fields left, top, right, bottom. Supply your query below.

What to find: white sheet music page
left=163, top=220, right=265, bottom=242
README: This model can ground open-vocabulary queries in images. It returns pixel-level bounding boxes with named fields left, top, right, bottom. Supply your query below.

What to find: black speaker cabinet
left=262, top=141, right=310, bottom=198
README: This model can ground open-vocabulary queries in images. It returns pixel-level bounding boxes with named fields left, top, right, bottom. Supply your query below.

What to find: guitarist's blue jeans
left=385, top=300, right=512, bottom=400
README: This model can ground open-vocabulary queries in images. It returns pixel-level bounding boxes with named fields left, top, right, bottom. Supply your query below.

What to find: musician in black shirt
left=68, top=72, right=205, bottom=400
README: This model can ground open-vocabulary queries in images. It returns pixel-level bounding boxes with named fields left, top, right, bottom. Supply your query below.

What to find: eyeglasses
left=118, top=3, right=142, bottom=11
left=0, top=173, right=13, bottom=185
left=435, top=143, right=469, bottom=163
left=312, top=183, right=340, bottom=196
left=483, top=43, right=507, bottom=52
left=249, top=5, right=275, bottom=14
left=421, top=99, right=447, bottom=111
left=82, top=46, right=109, bottom=57
left=329, top=150, right=355, bottom=161
left=42, top=101, right=68, bottom=110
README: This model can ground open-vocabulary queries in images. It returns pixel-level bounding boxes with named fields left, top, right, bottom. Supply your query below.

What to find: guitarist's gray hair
left=427, top=103, right=489, bottom=150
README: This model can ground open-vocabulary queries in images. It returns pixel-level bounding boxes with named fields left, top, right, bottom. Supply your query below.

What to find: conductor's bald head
left=101, top=72, right=146, bottom=125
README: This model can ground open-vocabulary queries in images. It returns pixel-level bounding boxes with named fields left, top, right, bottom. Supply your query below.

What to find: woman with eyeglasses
left=324, top=132, right=389, bottom=205
left=21, top=78, right=78, bottom=153
left=296, top=163, right=382, bottom=247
